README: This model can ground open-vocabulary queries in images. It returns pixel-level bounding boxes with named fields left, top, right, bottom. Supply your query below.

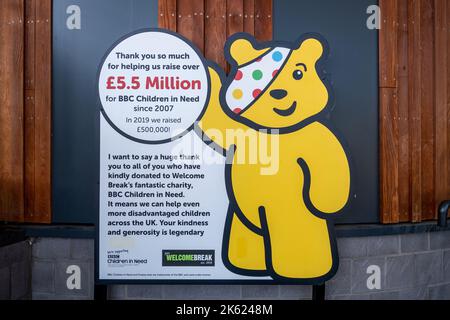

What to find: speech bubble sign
left=98, top=29, right=210, bottom=144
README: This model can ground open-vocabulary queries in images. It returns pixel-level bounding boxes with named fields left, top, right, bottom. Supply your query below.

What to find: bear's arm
left=195, top=66, right=248, bottom=152
left=297, top=123, right=351, bottom=215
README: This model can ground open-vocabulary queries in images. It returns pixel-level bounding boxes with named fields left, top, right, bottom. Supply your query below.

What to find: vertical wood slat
left=28, top=0, right=51, bottom=223
left=24, top=0, right=35, bottom=91
left=379, top=0, right=398, bottom=88
left=380, top=89, right=400, bottom=223
left=24, top=0, right=36, bottom=222
left=398, top=75, right=411, bottom=222
left=397, top=0, right=409, bottom=78
left=226, top=0, right=244, bottom=72
left=434, top=0, right=449, bottom=214
left=408, top=0, right=423, bottom=222
left=446, top=0, right=449, bottom=205
left=0, top=0, right=25, bottom=222
left=243, top=0, right=255, bottom=35
left=397, top=0, right=410, bottom=222
left=419, top=0, right=436, bottom=220
left=205, top=0, right=227, bottom=70
left=379, top=0, right=399, bottom=223
left=24, top=88, right=36, bottom=221
left=177, top=0, right=205, bottom=53
left=158, top=0, right=177, bottom=31
left=254, top=0, right=272, bottom=42
left=227, top=0, right=244, bottom=37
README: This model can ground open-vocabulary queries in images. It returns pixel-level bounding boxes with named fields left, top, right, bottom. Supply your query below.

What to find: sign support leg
left=312, top=283, right=326, bottom=301
left=94, top=284, right=108, bottom=301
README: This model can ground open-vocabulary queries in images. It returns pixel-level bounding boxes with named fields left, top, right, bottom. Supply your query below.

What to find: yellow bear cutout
left=195, top=33, right=352, bottom=284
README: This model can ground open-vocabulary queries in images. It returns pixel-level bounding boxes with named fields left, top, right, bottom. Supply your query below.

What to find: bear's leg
left=224, top=212, right=267, bottom=274
left=260, top=205, right=335, bottom=280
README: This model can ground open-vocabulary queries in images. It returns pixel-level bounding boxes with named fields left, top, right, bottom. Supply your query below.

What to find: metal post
left=312, top=283, right=326, bottom=301
left=94, top=284, right=108, bottom=301
left=438, top=201, right=450, bottom=227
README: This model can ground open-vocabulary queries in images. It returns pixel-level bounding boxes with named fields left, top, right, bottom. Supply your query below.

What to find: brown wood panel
left=397, top=0, right=410, bottom=222
left=159, top=0, right=272, bottom=68
left=408, top=0, right=423, bottom=222
left=226, top=0, right=244, bottom=72
left=379, top=0, right=398, bottom=88
left=254, top=0, right=272, bottom=41
left=398, top=75, right=411, bottom=222
left=448, top=0, right=450, bottom=211
left=380, top=0, right=450, bottom=223
left=397, top=0, right=409, bottom=78
left=243, top=0, right=255, bottom=35
left=24, top=0, right=35, bottom=90
left=379, top=0, right=400, bottom=223
left=434, top=0, right=448, bottom=214
left=380, top=88, right=400, bottom=223
left=1, top=0, right=52, bottom=223
left=227, top=0, right=244, bottom=37
left=24, top=0, right=36, bottom=222
left=0, top=0, right=25, bottom=222
left=158, top=0, right=177, bottom=31
left=24, top=91, right=36, bottom=221
left=29, top=0, right=51, bottom=223
left=177, top=0, right=205, bottom=53
left=205, top=0, right=227, bottom=70
left=419, top=0, right=436, bottom=220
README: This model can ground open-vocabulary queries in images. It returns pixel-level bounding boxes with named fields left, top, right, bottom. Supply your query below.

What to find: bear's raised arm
left=296, top=122, right=351, bottom=215
left=195, top=65, right=248, bottom=153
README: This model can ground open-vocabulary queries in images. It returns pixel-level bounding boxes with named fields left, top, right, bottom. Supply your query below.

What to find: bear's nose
left=270, top=89, right=287, bottom=100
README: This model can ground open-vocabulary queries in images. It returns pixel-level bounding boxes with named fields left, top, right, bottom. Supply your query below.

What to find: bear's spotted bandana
left=225, top=47, right=291, bottom=115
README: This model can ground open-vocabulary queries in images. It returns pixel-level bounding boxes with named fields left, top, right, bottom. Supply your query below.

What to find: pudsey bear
left=196, top=33, right=351, bottom=283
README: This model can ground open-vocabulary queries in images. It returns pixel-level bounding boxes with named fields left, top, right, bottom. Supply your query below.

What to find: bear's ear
left=227, top=35, right=270, bottom=66
left=296, top=37, right=325, bottom=61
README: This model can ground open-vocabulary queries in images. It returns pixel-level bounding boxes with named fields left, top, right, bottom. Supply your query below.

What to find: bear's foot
left=224, top=213, right=267, bottom=275
left=261, top=206, right=336, bottom=281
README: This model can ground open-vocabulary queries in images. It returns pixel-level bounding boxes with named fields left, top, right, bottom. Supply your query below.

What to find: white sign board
left=98, top=29, right=351, bottom=285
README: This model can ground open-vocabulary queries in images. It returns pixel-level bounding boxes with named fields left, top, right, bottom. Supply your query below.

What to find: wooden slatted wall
left=0, top=0, right=51, bottom=223
left=158, top=0, right=272, bottom=70
left=379, top=0, right=450, bottom=223
left=1, top=0, right=448, bottom=225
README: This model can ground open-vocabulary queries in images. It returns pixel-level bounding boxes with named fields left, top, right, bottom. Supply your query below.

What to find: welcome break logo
left=162, top=250, right=215, bottom=267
